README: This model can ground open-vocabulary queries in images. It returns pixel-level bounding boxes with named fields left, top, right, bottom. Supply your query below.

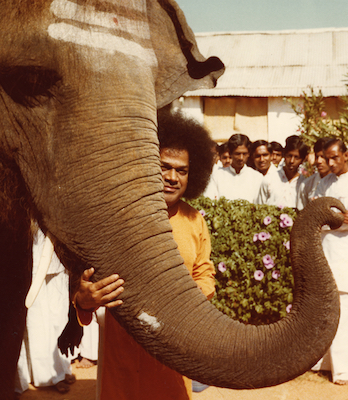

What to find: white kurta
left=264, top=162, right=279, bottom=179
left=16, top=229, right=71, bottom=393
left=204, top=164, right=263, bottom=203
left=313, top=171, right=348, bottom=382
left=297, top=171, right=329, bottom=211
left=203, top=161, right=223, bottom=198
left=256, top=166, right=306, bottom=208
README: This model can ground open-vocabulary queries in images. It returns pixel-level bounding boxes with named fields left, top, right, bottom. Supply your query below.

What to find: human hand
left=342, top=212, right=348, bottom=225
left=75, top=267, right=124, bottom=311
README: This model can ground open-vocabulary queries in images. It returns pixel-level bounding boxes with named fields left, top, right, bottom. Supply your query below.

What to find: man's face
left=220, top=151, right=232, bottom=168
left=253, top=145, right=271, bottom=175
left=284, top=149, right=303, bottom=173
left=160, top=148, right=189, bottom=209
left=271, top=150, right=283, bottom=166
left=315, top=150, right=331, bottom=178
left=231, top=145, right=249, bottom=172
left=324, top=144, right=348, bottom=176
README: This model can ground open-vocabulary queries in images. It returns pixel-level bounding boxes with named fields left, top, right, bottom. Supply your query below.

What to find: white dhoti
left=312, top=293, right=348, bottom=382
left=312, top=229, right=348, bottom=382
left=331, top=293, right=348, bottom=382
left=16, top=229, right=71, bottom=393
left=79, top=314, right=99, bottom=361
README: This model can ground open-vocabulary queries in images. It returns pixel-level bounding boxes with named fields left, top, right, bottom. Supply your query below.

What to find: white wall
left=268, top=97, right=301, bottom=146
left=174, top=96, right=302, bottom=146
left=172, top=97, right=204, bottom=124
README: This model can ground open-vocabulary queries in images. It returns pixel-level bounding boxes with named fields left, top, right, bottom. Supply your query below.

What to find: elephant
left=0, top=0, right=343, bottom=398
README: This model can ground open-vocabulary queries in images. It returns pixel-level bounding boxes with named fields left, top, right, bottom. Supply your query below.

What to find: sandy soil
left=19, top=362, right=348, bottom=400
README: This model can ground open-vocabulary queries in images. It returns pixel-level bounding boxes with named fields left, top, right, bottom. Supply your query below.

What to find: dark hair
left=314, top=137, right=331, bottom=154
left=323, top=138, right=347, bottom=153
left=218, top=142, right=230, bottom=156
left=250, top=140, right=272, bottom=157
left=228, top=133, right=251, bottom=153
left=284, top=135, right=309, bottom=160
left=157, top=109, right=215, bottom=199
left=270, top=141, right=283, bottom=153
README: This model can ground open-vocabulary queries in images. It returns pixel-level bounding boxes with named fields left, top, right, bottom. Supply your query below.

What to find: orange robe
left=100, top=200, right=215, bottom=400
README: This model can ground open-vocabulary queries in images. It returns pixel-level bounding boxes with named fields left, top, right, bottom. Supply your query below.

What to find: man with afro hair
left=157, top=108, right=216, bottom=202
left=74, top=108, right=216, bottom=400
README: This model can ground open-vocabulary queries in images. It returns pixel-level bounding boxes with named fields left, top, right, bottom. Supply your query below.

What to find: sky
left=175, top=0, right=348, bottom=33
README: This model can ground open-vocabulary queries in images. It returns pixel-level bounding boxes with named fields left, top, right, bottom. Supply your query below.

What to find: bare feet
left=55, top=381, right=70, bottom=393
left=76, top=357, right=96, bottom=368
left=335, top=380, right=348, bottom=385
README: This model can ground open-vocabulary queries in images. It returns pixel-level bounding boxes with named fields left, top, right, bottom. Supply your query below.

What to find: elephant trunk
left=106, top=197, right=342, bottom=388
left=30, top=90, right=341, bottom=387
left=27, top=80, right=341, bottom=389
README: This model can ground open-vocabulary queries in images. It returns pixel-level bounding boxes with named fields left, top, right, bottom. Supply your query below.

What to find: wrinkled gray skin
left=0, top=1, right=343, bottom=398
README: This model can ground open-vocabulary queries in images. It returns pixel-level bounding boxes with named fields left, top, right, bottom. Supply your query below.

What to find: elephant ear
left=148, top=0, right=225, bottom=108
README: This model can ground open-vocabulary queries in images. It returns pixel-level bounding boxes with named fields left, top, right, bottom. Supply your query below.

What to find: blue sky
left=175, top=0, right=348, bottom=33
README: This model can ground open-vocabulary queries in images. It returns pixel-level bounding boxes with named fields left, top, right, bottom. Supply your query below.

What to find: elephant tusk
left=25, top=235, right=54, bottom=308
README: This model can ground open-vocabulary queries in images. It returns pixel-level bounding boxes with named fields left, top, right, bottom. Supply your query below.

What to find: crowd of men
left=205, top=132, right=348, bottom=385
left=205, top=133, right=308, bottom=208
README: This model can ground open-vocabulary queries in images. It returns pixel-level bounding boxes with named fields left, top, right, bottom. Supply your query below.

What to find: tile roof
left=186, top=28, right=348, bottom=97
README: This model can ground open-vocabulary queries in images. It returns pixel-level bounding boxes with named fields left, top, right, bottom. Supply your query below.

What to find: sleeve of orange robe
left=170, top=201, right=216, bottom=300
left=190, top=213, right=216, bottom=300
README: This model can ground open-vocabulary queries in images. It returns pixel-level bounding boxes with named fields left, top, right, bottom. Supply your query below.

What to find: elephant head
left=0, top=0, right=342, bottom=397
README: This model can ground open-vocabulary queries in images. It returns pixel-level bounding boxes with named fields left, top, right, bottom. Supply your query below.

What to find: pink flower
left=278, top=204, right=285, bottom=209
left=258, top=231, right=271, bottom=241
left=280, top=214, right=293, bottom=228
left=283, top=240, right=290, bottom=250
left=253, top=233, right=259, bottom=242
left=263, top=254, right=274, bottom=269
left=263, top=216, right=272, bottom=226
left=298, top=166, right=305, bottom=174
left=272, top=270, right=280, bottom=279
left=286, top=304, right=293, bottom=313
left=218, top=262, right=227, bottom=273
left=199, top=209, right=206, bottom=217
left=254, top=270, right=264, bottom=281
left=321, top=111, right=327, bottom=118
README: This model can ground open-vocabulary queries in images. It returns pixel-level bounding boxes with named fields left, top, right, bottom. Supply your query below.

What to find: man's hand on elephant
left=342, top=212, right=348, bottom=225
left=75, top=267, right=124, bottom=310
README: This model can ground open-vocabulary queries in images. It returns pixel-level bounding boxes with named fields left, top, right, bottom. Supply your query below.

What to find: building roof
left=186, top=28, right=348, bottom=98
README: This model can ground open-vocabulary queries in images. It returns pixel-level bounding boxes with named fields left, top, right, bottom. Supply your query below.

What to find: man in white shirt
left=270, top=141, right=284, bottom=168
left=298, top=137, right=332, bottom=210
left=204, top=134, right=263, bottom=203
left=203, top=142, right=227, bottom=197
left=313, top=138, right=348, bottom=385
left=250, top=140, right=278, bottom=178
left=218, top=142, right=232, bottom=168
left=257, top=135, right=309, bottom=208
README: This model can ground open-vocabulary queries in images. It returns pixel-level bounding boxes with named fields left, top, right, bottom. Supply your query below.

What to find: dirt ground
left=19, top=362, right=348, bottom=400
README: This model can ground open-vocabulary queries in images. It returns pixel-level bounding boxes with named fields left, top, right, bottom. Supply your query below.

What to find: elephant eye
left=0, top=66, right=61, bottom=107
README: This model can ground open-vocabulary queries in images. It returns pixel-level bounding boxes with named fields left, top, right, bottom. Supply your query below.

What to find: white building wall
left=172, top=97, right=204, bottom=124
left=268, top=97, right=301, bottom=146
left=174, top=96, right=303, bottom=146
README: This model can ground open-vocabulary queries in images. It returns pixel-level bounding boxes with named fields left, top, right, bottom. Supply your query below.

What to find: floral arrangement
left=186, top=196, right=297, bottom=325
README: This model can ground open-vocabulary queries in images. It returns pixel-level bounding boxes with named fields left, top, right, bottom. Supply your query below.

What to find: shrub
left=186, top=196, right=296, bottom=325
left=288, top=85, right=348, bottom=147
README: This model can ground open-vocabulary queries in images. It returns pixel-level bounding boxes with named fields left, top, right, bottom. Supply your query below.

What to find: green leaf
left=186, top=197, right=296, bottom=325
